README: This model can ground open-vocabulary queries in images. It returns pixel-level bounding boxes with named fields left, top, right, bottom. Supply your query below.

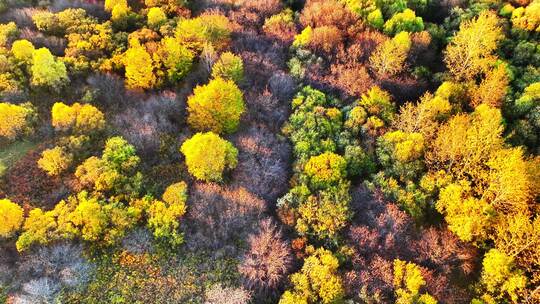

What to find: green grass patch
left=0, top=140, right=37, bottom=177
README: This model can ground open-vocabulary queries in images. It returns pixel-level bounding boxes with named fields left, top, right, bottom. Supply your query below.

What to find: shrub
left=180, top=132, right=238, bottom=182
left=205, top=284, right=252, bottom=304
left=37, top=146, right=73, bottom=176
left=211, top=52, right=244, bottom=84
left=187, top=78, right=245, bottom=134
left=0, top=198, right=24, bottom=238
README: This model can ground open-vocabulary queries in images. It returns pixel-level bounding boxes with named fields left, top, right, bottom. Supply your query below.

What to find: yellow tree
left=51, top=102, right=105, bottom=134
left=0, top=102, right=34, bottom=140
left=123, top=38, right=158, bottom=90
left=444, top=11, right=503, bottom=81
left=393, top=259, right=438, bottom=304
left=370, top=31, right=411, bottom=77
left=0, top=198, right=24, bottom=238
left=279, top=248, right=344, bottom=304
left=147, top=7, right=167, bottom=28
left=31, top=48, right=69, bottom=89
left=187, top=77, right=245, bottom=134
left=38, top=146, right=73, bottom=176
left=147, top=181, right=188, bottom=245
left=11, top=39, right=35, bottom=62
left=479, top=249, right=527, bottom=303
left=180, top=132, right=238, bottom=182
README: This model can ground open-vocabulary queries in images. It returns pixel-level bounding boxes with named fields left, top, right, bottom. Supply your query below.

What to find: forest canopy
left=0, top=0, right=539, bottom=304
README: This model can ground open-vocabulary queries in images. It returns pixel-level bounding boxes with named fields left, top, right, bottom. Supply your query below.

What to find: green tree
left=159, top=37, right=194, bottom=82
left=180, top=132, right=238, bottom=182
left=383, top=9, right=424, bottom=36
left=187, top=77, right=245, bottom=134
left=175, top=13, right=232, bottom=51
left=75, top=136, right=142, bottom=198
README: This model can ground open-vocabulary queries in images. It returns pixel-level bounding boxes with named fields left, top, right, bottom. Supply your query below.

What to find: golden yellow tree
left=279, top=248, right=344, bottom=304
left=0, top=102, right=34, bottom=140
left=180, top=132, right=238, bottom=182
left=38, top=146, right=73, bottom=176
left=0, top=198, right=24, bottom=238
left=123, top=38, right=158, bottom=90
left=370, top=31, right=411, bottom=77
left=444, top=11, right=503, bottom=81
left=187, top=77, right=245, bottom=134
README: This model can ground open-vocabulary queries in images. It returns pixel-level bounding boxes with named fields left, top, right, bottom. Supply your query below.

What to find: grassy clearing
left=0, top=140, right=36, bottom=177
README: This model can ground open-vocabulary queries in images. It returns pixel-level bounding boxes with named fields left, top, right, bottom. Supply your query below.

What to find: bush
left=181, top=132, right=238, bottom=182
left=211, top=52, right=244, bottom=84
left=0, top=198, right=24, bottom=238
left=187, top=78, right=245, bottom=134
